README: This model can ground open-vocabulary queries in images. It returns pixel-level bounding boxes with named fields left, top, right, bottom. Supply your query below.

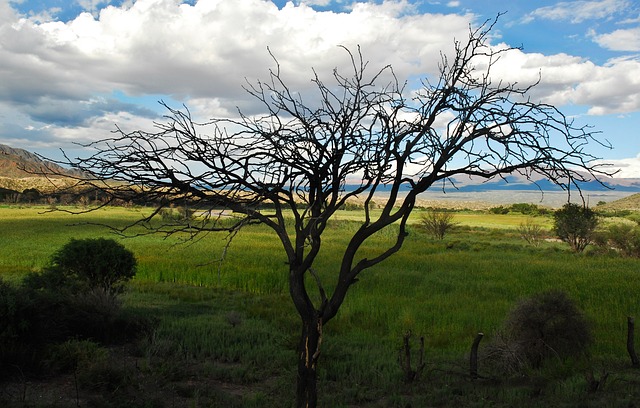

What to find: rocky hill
left=0, top=144, right=78, bottom=194
left=0, top=144, right=73, bottom=178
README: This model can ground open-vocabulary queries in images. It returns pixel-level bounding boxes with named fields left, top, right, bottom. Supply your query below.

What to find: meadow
left=1, top=204, right=639, bottom=407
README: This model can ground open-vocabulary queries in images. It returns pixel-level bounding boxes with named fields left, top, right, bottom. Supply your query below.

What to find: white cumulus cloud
left=599, top=154, right=640, bottom=178
left=0, top=0, right=639, bottom=163
left=593, top=27, right=640, bottom=51
left=483, top=46, right=640, bottom=115
left=522, top=0, right=630, bottom=24
left=0, top=0, right=474, bottom=123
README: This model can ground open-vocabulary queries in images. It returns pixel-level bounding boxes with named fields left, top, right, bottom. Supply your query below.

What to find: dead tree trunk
left=628, top=316, right=640, bottom=367
left=296, top=313, right=323, bottom=408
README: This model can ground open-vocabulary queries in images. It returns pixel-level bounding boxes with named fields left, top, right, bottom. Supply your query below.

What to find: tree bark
left=296, top=313, right=323, bottom=408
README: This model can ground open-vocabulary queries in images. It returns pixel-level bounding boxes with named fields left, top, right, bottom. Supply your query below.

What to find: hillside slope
left=0, top=144, right=73, bottom=178
left=600, top=193, right=640, bottom=211
left=0, top=144, right=78, bottom=193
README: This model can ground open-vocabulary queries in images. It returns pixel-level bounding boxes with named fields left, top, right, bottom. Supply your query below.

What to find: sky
left=1, top=0, right=640, bottom=178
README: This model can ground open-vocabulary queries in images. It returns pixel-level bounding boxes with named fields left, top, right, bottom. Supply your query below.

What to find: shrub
left=66, top=287, right=125, bottom=341
left=626, top=213, right=640, bottom=225
left=0, top=279, right=31, bottom=372
left=159, top=206, right=195, bottom=222
left=1, top=240, right=148, bottom=379
left=510, top=203, right=549, bottom=215
left=489, top=203, right=549, bottom=215
left=20, top=239, right=146, bottom=344
left=46, top=339, right=109, bottom=374
left=20, top=271, right=153, bottom=344
left=0, top=278, right=24, bottom=342
left=0, top=277, right=70, bottom=375
left=595, top=208, right=633, bottom=218
left=420, top=209, right=456, bottom=239
left=47, top=339, right=132, bottom=393
left=50, top=238, right=137, bottom=294
left=0, top=276, right=71, bottom=345
left=553, top=203, right=598, bottom=252
left=22, top=188, right=41, bottom=202
left=484, top=290, right=591, bottom=374
left=517, top=218, right=545, bottom=246
left=594, top=223, right=640, bottom=257
left=489, top=205, right=509, bottom=214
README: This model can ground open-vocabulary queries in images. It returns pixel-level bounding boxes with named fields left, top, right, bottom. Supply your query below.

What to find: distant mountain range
left=1, top=143, right=639, bottom=194
left=448, top=174, right=640, bottom=193
left=347, top=173, right=640, bottom=194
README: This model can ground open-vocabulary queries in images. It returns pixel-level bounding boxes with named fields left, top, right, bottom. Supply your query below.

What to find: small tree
left=420, top=209, right=456, bottom=239
left=50, top=238, right=137, bottom=294
left=554, top=203, right=598, bottom=252
left=51, top=19, right=608, bottom=407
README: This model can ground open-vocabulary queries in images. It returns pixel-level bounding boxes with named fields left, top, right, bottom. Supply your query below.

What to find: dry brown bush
left=483, top=290, right=591, bottom=374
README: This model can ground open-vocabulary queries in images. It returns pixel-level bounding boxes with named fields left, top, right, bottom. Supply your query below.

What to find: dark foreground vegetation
left=1, top=204, right=640, bottom=407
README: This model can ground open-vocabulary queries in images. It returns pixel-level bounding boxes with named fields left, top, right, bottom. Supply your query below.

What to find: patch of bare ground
left=347, top=195, right=493, bottom=211
left=414, top=198, right=493, bottom=210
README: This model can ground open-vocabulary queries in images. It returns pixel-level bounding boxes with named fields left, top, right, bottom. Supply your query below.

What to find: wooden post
left=627, top=317, right=640, bottom=367
left=470, top=332, right=484, bottom=379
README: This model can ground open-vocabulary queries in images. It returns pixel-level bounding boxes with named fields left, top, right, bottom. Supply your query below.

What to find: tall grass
left=2, top=205, right=640, bottom=406
left=1, top=205, right=637, bottom=357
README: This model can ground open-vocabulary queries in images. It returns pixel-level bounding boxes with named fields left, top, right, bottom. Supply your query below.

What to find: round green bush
left=50, top=238, right=137, bottom=293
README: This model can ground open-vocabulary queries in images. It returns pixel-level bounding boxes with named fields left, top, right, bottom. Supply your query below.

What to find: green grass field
left=1, top=205, right=639, bottom=407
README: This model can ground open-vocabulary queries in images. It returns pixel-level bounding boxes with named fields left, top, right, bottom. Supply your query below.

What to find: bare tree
left=518, top=218, right=545, bottom=246
left=54, top=19, right=608, bottom=407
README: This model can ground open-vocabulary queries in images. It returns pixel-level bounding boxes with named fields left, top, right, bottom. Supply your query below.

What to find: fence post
left=470, top=332, right=484, bottom=379
left=399, top=331, right=426, bottom=383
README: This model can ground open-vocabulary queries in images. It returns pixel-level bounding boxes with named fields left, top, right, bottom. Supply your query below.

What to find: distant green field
left=1, top=205, right=639, bottom=406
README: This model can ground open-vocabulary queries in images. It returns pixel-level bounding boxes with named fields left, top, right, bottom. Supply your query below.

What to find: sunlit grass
left=454, top=212, right=551, bottom=229
left=1, top=205, right=638, bottom=358
left=2, top=205, right=640, bottom=406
